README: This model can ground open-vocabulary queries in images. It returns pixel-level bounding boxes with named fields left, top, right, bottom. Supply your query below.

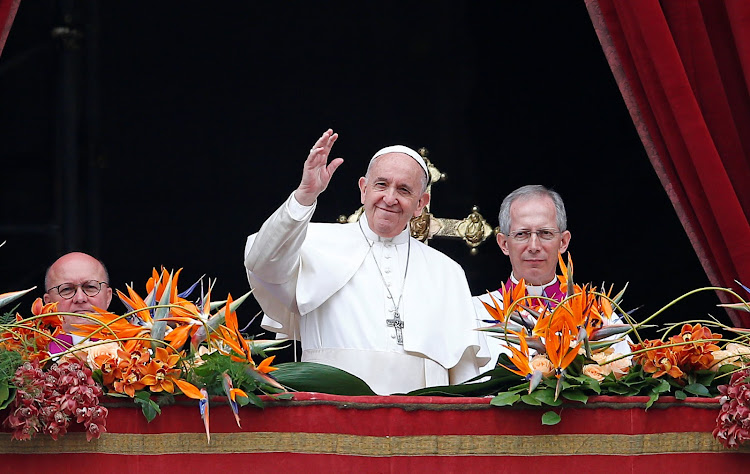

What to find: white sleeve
left=244, top=192, right=316, bottom=339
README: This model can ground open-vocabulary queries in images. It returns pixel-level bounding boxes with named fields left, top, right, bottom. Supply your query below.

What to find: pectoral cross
left=386, top=312, right=404, bottom=345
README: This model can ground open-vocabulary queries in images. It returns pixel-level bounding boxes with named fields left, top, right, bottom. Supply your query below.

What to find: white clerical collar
left=510, top=273, right=558, bottom=297
left=359, top=213, right=410, bottom=245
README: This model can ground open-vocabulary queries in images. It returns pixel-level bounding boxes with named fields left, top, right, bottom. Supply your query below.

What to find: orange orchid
left=630, top=339, right=684, bottom=379
left=0, top=298, right=62, bottom=360
left=139, top=347, right=182, bottom=393
left=113, top=365, right=148, bottom=397
left=30, top=297, right=62, bottom=328
left=668, top=323, right=721, bottom=372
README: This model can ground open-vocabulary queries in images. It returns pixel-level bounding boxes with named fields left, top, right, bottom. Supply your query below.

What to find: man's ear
left=497, top=233, right=510, bottom=256
left=559, top=230, right=571, bottom=254
left=43, top=293, right=51, bottom=304
left=358, top=177, right=367, bottom=204
left=413, top=192, right=430, bottom=217
left=105, top=287, right=113, bottom=309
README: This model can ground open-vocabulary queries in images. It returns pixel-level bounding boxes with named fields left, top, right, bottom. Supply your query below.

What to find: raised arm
left=294, top=129, right=344, bottom=206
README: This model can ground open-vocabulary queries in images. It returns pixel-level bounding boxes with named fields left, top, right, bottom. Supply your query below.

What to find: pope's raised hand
left=294, top=129, right=344, bottom=206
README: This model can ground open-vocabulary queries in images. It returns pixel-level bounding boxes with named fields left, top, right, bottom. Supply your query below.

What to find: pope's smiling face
left=358, top=153, right=430, bottom=239
left=497, top=195, right=571, bottom=285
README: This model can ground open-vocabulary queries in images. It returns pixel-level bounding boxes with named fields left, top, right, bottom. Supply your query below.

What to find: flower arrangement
left=0, top=267, right=290, bottom=442
left=4, top=358, right=106, bottom=441
left=3, top=254, right=750, bottom=448
left=714, top=367, right=750, bottom=448
left=478, top=255, right=750, bottom=435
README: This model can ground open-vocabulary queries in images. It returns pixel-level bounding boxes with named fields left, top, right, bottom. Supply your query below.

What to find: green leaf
left=0, top=379, right=12, bottom=410
left=235, top=393, right=250, bottom=407
left=695, top=370, right=717, bottom=387
left=92, top=369, right=104, bottom=386
left=602, top=382, right=636, bottom=395
left=490, top=391, right=521, bottom=407
left=134, top=390, right=152, bottom=401
left=243, top=392, right=265, bottom=409
left=0, top=387, right=15, bottom=410
left=541, top=411, right=561, bottom=425
left=531, top=388, right=563, bottom=407
left=521, top=394, right=542, bottom=406
left=272, top=362, right=377, bottom=396
left=653, top=379, right=671, bottom=394
left=561, top=389, right=588, bottom=404
left=684, top=383, right=710, bottom=397
left=133, top=394, right=161, bottom=422
left=0, top=379, right=8, bottom=404
left=582, top=378, right=601, bottom=394
left=270, top=392, right=295, bottom=400
left=103, top=392, right=130, bottom=398
left=674, top=390, right=687, bottom=400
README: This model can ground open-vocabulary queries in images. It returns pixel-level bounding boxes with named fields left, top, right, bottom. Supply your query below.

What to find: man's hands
left=294, top=129, right=344, bottom=206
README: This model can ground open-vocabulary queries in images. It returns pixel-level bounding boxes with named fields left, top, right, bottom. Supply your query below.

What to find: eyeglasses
left=46, top=280, right=109, bottom=299
left=508, top=229, right=561, bottom=242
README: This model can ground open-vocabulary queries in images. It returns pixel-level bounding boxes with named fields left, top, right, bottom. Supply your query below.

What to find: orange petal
left=257, top=355, right=279, bottom=373
left=174, top=379, right=204, bottom=400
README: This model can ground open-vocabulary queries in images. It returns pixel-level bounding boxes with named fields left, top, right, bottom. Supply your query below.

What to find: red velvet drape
left=0, top=0, right=20, bottom=58
left=585, top=0, right=750, bottom=327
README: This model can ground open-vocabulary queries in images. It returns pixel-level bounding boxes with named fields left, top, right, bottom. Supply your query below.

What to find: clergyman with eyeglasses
left=43, top=252, right=112, bottom=347
left=474, top=185, right=629, bottom=372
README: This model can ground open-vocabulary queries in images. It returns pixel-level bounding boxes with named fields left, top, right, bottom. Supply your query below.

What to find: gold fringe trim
left=1, top=431, right=748, bottom=456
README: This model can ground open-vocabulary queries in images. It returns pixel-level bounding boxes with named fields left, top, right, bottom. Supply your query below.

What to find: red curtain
left=585, top=0, right=750, bottom=327
left=0, top=0, right=20, bottom=58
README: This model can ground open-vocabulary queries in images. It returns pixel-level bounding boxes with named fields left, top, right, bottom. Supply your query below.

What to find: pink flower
left=2, top=357, right=108, bottom=442
left=715, top=368, right=750, bottom=449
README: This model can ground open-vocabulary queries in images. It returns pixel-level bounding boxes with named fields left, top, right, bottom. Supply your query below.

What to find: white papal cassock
left=245, top=193, right=489, bottom=395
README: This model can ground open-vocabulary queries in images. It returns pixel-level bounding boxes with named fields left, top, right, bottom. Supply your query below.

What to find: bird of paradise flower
left=68, top=267, right=287, bottom=442
left=479, top=253, right=632, bottom=400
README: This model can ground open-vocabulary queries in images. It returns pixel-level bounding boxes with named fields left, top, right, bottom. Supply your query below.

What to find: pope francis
left=244, top=129, right=489, bottom=394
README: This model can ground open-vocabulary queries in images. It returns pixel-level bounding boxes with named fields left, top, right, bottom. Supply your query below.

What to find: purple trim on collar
left=48, top=333, right=75, bottom=354
left=501, top=277, right=566, bottom=307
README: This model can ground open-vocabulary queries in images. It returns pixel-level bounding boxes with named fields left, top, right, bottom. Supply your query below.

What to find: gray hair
left=364, top=153, right=429, bottom=193
left=498, top=185, right=567, bottom=235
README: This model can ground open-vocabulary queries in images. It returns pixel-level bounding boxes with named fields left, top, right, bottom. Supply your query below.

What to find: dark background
left=0, top=2, right=720, bottom=349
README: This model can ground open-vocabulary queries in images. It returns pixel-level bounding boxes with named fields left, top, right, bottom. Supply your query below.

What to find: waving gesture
left=294, top=129, right=344, bottom=206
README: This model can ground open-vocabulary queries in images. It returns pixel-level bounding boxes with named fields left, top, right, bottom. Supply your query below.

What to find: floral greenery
left=471, top=254, right=750, bottom=442
left=3, top=255, right=750, bottom=446
left=0, top=349, right=22, bottom=410
left=0, top=267, right=296, bottom=440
